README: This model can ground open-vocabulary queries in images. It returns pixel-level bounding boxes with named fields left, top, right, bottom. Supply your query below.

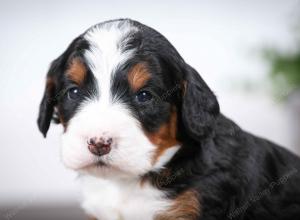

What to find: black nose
left=87, top=137, right=112, bottom=156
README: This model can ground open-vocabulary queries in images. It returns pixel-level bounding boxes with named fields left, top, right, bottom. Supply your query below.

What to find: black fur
left=38, top=19, right=300, bottom=219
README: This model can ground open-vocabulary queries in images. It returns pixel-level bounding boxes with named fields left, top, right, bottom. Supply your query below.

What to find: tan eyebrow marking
left=127, top=63, right=151, bottom=91
left=66, top=58, right=87, bottom=85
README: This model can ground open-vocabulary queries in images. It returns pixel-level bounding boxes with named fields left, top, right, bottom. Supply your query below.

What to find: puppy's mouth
left=81, top=157, right=129, bottom=177
left=79, top=157, right=109, bottom=171
left=94, top=159, right=111, bottom=169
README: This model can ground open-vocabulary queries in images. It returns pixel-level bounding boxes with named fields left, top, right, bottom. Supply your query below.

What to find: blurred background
left=0, top=0, right=299, bottom=219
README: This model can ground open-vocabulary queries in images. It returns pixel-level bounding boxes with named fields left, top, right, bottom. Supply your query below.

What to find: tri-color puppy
left=37, top=19, right=300, bottom=220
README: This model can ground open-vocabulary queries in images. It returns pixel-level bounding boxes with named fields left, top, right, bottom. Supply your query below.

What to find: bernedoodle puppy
left=38, top=19, right=300, bottom=220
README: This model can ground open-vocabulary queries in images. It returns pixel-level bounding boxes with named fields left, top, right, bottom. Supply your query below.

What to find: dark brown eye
left=68, top=87, right=81, bottom=100
left=136, top=90, right=152, bottom=103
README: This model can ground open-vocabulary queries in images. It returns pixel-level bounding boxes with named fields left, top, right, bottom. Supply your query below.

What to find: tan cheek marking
left=146, top=108, right=179, bottom=165
left=45, top=77, right=68, bottom=131
left=155, top=190, right=201, bottom=220
left=66, top=58, right=87, bottom=85
left=45, top=77, right=55, bottom=93
left=59, top=113, right=67, bottom=131
left=46, top=78, right=67, bottom=130
left=128, top=63, right=151, bottom=91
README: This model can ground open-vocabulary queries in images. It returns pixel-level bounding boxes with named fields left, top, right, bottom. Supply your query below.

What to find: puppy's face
left=38, top=19, right=219, bottom=176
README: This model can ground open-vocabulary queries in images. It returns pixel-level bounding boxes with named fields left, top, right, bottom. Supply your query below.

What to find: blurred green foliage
left=263, top=27, right=300, bottom=99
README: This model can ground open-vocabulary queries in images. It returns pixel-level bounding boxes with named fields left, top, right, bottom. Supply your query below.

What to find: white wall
left=0, top=0, right=299, bottom=204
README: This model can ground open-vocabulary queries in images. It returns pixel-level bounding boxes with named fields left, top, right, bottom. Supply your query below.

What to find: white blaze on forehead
left=84, top=20, right=138, bottom=104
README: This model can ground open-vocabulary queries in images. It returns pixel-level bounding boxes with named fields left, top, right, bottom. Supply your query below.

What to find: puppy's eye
left=67, top=87, right=81, bottom=100
left=136, top=90, right=153, bottom=103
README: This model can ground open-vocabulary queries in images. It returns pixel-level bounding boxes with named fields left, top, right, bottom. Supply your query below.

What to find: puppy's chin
left=78, top=162, right=141, bottom=180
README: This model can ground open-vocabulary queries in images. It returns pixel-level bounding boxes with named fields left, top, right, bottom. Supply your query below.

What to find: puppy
left=37, top=19, right=300, bottom=220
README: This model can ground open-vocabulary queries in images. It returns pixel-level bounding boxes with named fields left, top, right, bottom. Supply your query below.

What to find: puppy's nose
left=87, top=137, right=112, bottom=156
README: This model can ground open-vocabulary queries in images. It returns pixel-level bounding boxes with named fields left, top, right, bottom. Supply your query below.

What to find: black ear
left=181, top=64, right=220, bottom=140
left=37, top=36, right=87, bottom=137
left=37, top=78, right=55, bottom=137
left=37, top=59, right=61, bottom=137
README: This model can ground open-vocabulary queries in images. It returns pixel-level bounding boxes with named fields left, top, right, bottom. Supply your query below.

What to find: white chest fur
left=80, top=174, right=170, bottom=220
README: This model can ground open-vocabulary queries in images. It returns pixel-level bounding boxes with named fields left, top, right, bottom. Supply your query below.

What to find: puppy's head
left=37, top=19, right=219, bottom=176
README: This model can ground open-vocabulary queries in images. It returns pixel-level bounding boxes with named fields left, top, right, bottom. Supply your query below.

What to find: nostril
left=87, top=137, right=112, bottom=156
left=88, top=138, right=96, bottom=146
left=106, top=138, right=113, bottom=145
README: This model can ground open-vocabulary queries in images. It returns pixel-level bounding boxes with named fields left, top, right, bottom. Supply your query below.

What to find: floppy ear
left=37, top=36, right=87, bottom=137
left=37, top=60, right=61, bottom=137
left=181, top=64, right=220, bottom=140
